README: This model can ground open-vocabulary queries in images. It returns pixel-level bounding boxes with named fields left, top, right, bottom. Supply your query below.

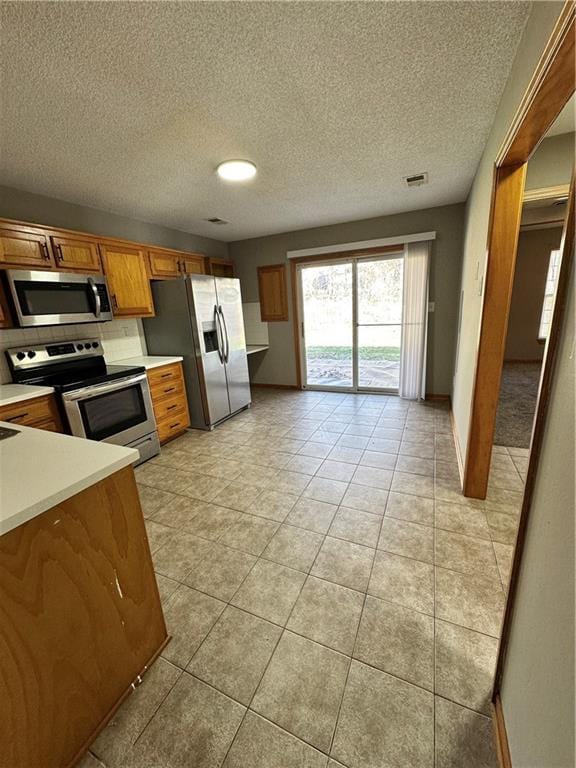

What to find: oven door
left=62, top=374, right=157, bottom=447
left=6, top=269, right=113, bottom=326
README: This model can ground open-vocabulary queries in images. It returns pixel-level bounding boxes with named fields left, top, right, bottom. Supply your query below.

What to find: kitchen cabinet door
left=0, top=225, right=53, bottom=269
left=51, top=235, right=102, bottom=272
left=205, top=257, right=234, bottom=277
left=258, top=263, right=289, bottom=321
left=148, top=250, right=182, bottom=279
left=180, top=253, right=205, bottom=275
left=99, top=243, right=155, bottom=317
left=0, top=280, right=13, bottom=327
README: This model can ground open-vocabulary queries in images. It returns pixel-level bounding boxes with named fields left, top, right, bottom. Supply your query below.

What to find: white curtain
left=399, top=240, right=430, bottom=400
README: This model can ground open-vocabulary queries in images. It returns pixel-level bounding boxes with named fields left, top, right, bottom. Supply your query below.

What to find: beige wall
left=451, top=1, right=565, bottom=461
left=500, top=260, right=574, bottom=767
left=525, top=132, right=575, bottom=190
left=504, top=226, right=563, bottom=361
left=0, top=185, right=228, bottom=258
left=230, top=203, right=465, bottom=394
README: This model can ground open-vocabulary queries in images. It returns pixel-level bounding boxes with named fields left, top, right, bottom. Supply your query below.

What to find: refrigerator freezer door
left=188, top=276, right=231, bottom=425
left=215, top=277, right=251, bottom=414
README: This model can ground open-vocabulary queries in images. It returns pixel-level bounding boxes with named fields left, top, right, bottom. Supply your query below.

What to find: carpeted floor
left=494, top=362, right=542, bottom=448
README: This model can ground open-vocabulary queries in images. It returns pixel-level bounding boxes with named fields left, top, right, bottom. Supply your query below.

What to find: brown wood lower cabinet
left=0, top=394, right=63, bottom=432
left=148, top=362, right=190, bottom=443
left=0, top=466, right=168, bottom=768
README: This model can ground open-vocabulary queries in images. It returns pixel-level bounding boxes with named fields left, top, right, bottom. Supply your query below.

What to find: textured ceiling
left=0, top=1, right=531, bottom=242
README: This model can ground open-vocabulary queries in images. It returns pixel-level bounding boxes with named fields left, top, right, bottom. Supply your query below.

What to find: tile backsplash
left=0, top=319, right=147, bottom=384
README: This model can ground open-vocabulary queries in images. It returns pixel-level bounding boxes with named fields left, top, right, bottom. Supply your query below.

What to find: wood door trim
left=492, top=694, right=512, bottom=768
left=492, top=174, right=575, bottom=704
left=463, top=163, right=527, bottom=497
left=464, top=1, right=575, bottom=498
left=290, top=243, right=401, bottom=266
left=497, top=2, right=576, bottom=167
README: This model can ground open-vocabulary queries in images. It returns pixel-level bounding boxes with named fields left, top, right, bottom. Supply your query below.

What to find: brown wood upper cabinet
left=50, top=235, right=102, bottom=273
left=258, top=263, right=289, bottom=321
left=205, top=257, right=234, bottom=278
left=180, top=252, right=205, bottom=275
left=148, top=249, right=205, bottom=279
left=99, top=243, right=155, bottom=317
left=0, top=224, right=53, bottom=269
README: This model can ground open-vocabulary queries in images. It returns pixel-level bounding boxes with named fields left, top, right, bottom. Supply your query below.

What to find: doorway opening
left=297, top=253, right=404, bottom=392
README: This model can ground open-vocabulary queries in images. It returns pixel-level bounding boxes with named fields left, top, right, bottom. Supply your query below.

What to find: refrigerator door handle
left=214, top=304, right=225, bottom=363
left=219, top=305, right=230, bottom=363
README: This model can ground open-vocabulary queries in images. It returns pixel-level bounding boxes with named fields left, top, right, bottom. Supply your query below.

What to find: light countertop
left=0, top=384, right=56, bottom=407
left=246, top=345, right=269, bottom=355
left=113, top=355, right=184, bottom=370
left=0, top=423, right=138, bottom=536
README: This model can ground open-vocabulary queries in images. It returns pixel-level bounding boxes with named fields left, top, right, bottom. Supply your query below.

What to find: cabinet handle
left=6, top=412, right=28, bottom=422
left=178, top=260, right=183, bottom=273
left=169, top=422, right=181, bottom=429
left=163, top=386, right=175, bottom=393
left=55, top=244, right=64, bottom=262
left=160, top=373, right=172, bottom=379
left=111, top=294, right=118, bottom=310
left=40, top=243, right=50, bottom=261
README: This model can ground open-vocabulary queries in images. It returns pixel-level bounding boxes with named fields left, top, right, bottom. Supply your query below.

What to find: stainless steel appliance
left=144, top=275, right=251, bottom=429
left=5, top=269, right=113, bottom=326
left=6, top=340, right=159, bottom=465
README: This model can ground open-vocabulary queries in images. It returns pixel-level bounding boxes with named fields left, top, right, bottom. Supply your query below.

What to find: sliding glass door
left=298, top=253, right=404, bottom=392
left=300, top=261, right=354, bottom=388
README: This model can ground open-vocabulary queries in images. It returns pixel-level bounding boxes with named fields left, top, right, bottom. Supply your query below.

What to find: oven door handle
left=87, top=276, right=101, bottom=318
left=62, top=373, right=148, bottom=401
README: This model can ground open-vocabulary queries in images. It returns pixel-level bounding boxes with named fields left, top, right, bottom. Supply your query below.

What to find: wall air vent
left=404, top=172, right=429, bottom=188
left=204, top=217, right=229, bottom=225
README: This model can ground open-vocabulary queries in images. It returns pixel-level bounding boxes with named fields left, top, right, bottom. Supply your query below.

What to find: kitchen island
left=0, top=424, right=168, bottom=768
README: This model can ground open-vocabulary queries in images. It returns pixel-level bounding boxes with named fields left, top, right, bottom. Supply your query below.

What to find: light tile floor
left=82, top=389, right=526, bottom=768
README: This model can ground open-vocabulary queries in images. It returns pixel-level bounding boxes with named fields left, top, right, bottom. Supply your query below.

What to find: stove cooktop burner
left=27, top=364, right=146, bottom=393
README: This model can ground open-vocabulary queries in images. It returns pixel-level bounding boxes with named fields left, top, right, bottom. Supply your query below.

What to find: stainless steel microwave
left=5, top=269, right=113, bottom=327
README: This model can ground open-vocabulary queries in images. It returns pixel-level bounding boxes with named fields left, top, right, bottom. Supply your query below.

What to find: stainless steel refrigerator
left=143, top=276, right=251, bottom=429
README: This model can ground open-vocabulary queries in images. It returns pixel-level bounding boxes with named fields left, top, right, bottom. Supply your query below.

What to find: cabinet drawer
left=148, top=363, right=184, bottom=389
left=153, top=393, right=187, bottom=422
left=150, top=378, right=185, bottom=402
left=0, top=395, right=62, bottom=431
left=157, top=413, right=190, bottom=443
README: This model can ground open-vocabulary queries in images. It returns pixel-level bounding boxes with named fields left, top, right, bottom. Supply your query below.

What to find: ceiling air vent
left=204, top=217, right=229, bottom=225
left=404, top=172, right=429, bottom=188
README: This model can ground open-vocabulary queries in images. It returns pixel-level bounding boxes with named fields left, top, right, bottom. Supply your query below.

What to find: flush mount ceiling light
left=216, top=159, right=257, bottom=182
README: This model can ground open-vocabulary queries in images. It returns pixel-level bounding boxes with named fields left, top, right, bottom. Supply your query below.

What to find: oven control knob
left=16, top=351, right=26, bottom=360
left=92, top=341, right=99, bottom=348
left=27, top=350, right=36, bottom=359
left=76, top=344, right=84, bottom=351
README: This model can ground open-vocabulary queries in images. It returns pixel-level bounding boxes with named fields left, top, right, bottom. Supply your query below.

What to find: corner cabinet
left=99, top=243, right=155, bottom=317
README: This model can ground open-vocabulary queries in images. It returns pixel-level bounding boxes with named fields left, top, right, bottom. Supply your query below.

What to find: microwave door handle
left=214, top=305, right=224, bottom=364
left=219, top=305, right=230, bottom=363
left=88, top=276, right=101, bottom=318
